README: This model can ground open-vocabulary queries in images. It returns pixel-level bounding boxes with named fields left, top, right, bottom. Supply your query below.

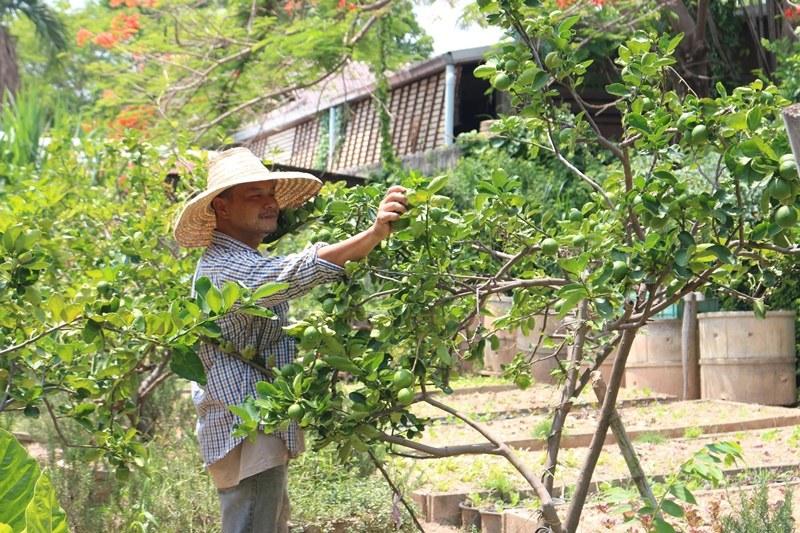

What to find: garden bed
left=400, top=389, right=800, bottom=532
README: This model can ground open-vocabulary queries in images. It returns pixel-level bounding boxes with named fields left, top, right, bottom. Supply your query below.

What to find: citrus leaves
left=0, top=429, right=68, bottom=533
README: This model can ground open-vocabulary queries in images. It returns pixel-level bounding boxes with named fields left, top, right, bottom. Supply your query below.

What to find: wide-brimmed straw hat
left=173, top=147, right=322, bottom=248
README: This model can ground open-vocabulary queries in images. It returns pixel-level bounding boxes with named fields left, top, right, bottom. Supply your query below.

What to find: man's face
left=212, top=181, right=280, bottom=245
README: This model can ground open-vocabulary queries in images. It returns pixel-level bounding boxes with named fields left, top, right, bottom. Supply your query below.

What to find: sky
left=413, top=1, right=506, bottom=55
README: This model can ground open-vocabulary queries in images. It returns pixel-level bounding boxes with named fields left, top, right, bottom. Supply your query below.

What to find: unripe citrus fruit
left=568, top=208, right=582, bottom=222
left=392, top=368, right=414, bottom=389
left=397, top=387, right=415, bottom=406
left=571, top=235, right=586, bottom=248
left=541, top=238, right=558, bottom=256
left=287, top=403, right=305, bottom=421
left=775, top=205, right=798, bottom=229
left=771, top=178, right=794, bottom=202
left=493, top=72, right=513, bottom=91
left=690, top=125, right=708, bottom=144
left=779, top=160, right=798, bottom=180
left=611, top=260, right=629, bottom=281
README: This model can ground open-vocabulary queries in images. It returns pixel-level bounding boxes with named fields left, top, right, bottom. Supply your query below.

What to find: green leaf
left=660, top=499, right=684, bottom=518
left=252, top=282, right=290, bottom=301
left=754, top=299, right=766, bottom=319
left=627, top=113, right=651, bottom=134
left=194, top=276, right=212, bottom=299
left=0, top=428, right=41, bottom=531
left=606, top=83, right=629, bottom=97
left=746, top=108, right=761, bottom=131
left=669, top=483, right=697, bottom=504
left=24, top=470, right=69, bottom=533
left=427, top=175, right=448, bottom=194
left=653, top=517, right=677, bottom=533
left=662, top=33, right=684, bottom=54
left=221, top=282, right=241, bottom=311
left=557, top=15, right=581, bottom=36
left=324, top=355, right=361, bottom=375
left=532, top=70, right=550, bottom=91
left=170, top=344, right=206, bottom=385
left=205, top=285, right=224, bottom=314
left=707, top=244, right=736, bottom=265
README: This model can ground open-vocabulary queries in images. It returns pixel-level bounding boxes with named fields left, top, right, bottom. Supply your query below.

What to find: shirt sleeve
left=245, top=242, right=345, bottom=307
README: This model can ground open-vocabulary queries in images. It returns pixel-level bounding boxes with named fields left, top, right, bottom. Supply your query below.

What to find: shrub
left=720, top=482, right=794, bottom=533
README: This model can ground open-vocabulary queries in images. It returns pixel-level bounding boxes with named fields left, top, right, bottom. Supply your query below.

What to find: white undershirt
left=208, top=433, right=294, bottom=489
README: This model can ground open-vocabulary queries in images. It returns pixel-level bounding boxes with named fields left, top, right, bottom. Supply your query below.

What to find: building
left=234, top=46, right=499, bottom=179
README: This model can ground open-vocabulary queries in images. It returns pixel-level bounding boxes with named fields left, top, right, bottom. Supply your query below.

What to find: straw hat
left=174, top=147, right=322, bottom=248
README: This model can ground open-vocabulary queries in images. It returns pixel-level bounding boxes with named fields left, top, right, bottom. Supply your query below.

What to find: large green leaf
left=24, top=471, right=69, bottom=533
left=0, top=429, right=40, bottom=531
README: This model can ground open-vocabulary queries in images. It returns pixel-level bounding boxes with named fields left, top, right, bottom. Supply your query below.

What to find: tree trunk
left=0, top=26, right=20, bottom=106
left=667, top=0, right=710, bottom=96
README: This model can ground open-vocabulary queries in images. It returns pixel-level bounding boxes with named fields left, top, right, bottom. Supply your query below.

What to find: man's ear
left=211, top=196, right=229, bottom=219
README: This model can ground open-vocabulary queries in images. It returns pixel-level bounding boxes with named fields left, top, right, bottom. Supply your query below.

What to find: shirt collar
left=209, top=231, right=261, bottom=255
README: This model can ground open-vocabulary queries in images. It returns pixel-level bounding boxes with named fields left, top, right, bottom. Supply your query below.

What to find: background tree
left=0, top=0, right=67, bottom=103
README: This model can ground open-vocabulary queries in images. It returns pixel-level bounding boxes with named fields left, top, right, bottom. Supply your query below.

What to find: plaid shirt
left=191, top=231, right=344, bottom=466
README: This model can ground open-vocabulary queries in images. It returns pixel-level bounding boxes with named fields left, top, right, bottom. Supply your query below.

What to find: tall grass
left=1, top=83, right=70, bottom=170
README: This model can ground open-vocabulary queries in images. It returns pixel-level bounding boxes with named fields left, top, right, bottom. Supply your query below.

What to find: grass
left=684, top=427, right=703, bottom=439
left=10, top=378, right=420, bottom=533
left=634, top=432, right=668, bottom=445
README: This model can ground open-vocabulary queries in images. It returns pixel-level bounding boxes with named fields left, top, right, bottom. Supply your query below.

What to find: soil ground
left=403, top=380, right=800, bottom=532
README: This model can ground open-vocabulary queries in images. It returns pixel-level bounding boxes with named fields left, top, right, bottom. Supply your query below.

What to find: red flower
left=76, top=28, right=93, bottom=46
left=93, top=32, right=118, bottom=48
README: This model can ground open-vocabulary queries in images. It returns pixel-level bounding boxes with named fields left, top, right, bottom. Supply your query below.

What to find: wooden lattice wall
left=249, top=128, right=295, bottom=163
left=290, top=120, right=322, bottom=168
left=261, top=69, right=449, bottom=172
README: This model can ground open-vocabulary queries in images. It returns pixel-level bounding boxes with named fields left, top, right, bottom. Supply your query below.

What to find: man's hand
left=372, top=185, right=408, bottom=240
left=317, top=185, right=409, bottom=267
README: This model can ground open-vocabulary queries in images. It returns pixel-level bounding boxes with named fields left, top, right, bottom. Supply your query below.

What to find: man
left=173, top=147, right=407, bottom=532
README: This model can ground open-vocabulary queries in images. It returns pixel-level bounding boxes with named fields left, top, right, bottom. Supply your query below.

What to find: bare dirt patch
left=399, top=383, right=800, bottom=532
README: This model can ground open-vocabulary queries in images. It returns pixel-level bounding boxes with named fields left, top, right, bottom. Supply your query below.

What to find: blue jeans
left=217, top=463, right=290, bottom=533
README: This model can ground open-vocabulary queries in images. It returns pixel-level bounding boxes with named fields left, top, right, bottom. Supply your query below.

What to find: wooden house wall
left=290, top=120, right=322, bottom=168
left=257, top=69, right=449, bottom=173
left=250, top=128, right=295, bottom=163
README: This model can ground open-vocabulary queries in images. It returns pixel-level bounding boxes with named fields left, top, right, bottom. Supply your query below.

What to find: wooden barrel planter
left=625, top=319, right=684, bottom=396
left=698, top=311, right=797, bottom=406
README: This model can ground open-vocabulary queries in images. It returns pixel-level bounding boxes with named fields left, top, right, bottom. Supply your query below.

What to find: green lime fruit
left=771, top=178, right=794, bottom=202
left=493, top=72, right=513, bottom=91
left=779, top=160, right=798, bottom=180
left=571, top=235, right=586, bottom=248
left=544, top=51, right=561, bottom=69
left=780, top=153, right=796, bottom=164
left=392, top=368, right=414, bottom=389
left=397, top=387, right=415, bottom=406
left=504, top=59, right=519, bottom=71
left=280, top=364, right=297, bottom=378
left=775, top=205, right=798, bottom=229
left=541, top=238, right=559, bottom=256
left=287, top=403, right=305, bottom=421
left=300, top=326, right=321, bottom=349
left=611, top=260, right=629, bottom=281
left=690, top=124, right=709, bottom=144
left=568, top=208, right=583, bottom=222
left=322, top=298, right=337, bottom=314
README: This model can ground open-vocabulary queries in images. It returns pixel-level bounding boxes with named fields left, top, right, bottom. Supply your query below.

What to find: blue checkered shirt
left=191, top=231, right=345, bottom=466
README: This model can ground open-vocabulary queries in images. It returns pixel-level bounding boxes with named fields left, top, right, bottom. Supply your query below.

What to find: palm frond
left=0, top=0, right=68, bottom=54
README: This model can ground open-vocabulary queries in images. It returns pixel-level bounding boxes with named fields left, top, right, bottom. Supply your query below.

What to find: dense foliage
left=2, top=0, right=800, bottom=531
